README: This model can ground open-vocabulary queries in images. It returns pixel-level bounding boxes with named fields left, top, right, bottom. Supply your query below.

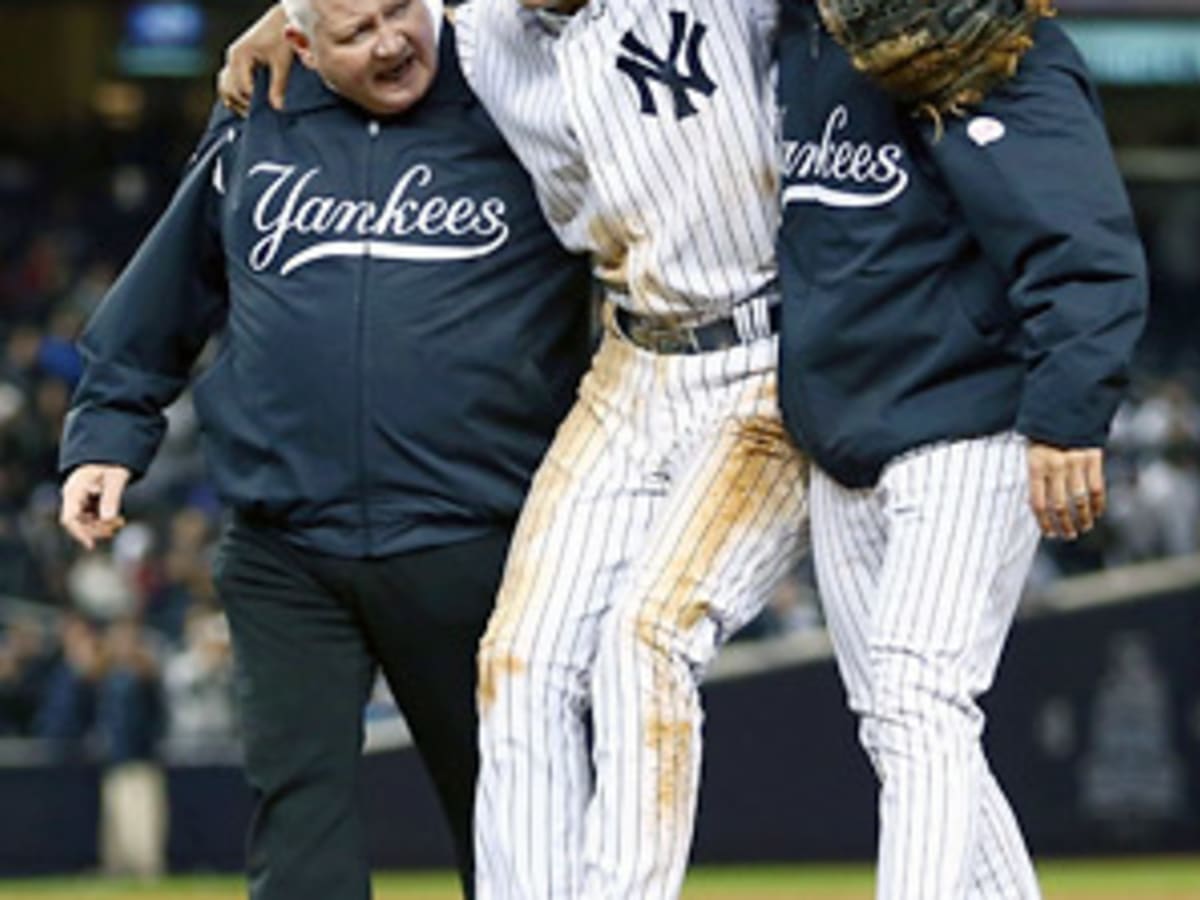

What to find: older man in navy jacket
left=778, top=5, right=1147, bottom=899
left=58, top=0, right=590, bottom=897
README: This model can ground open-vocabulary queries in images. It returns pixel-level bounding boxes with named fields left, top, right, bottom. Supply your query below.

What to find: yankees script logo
left=616, top=11, right=717, bottom=120
left=246, top=162, right=511, bottom=276
left=782, top=106, right=910, bottom=209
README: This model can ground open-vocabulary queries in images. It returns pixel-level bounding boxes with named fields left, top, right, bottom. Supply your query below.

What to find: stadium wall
left=0, top=580, right=1196, bottom=874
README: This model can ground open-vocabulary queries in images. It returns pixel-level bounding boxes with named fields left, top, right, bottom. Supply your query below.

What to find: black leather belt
left=614, top=304, right=781, bottom=355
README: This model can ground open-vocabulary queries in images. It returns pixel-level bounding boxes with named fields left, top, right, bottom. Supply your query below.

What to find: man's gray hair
left=282, top=0, right=444, bottom=40
left=281, top=0, right=317, bottom=35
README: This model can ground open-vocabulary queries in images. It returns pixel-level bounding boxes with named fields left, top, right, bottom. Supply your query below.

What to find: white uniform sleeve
left=452, top=0, right=594, bottom=254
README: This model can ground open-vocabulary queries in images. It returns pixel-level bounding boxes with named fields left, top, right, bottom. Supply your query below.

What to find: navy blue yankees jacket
left=777, top=3, right=1148, bottom=489
left=60, top=25, right=591, bottom=558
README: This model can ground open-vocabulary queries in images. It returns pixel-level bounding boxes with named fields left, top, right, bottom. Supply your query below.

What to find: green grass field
left=0, top=859, right=1196, bottom=899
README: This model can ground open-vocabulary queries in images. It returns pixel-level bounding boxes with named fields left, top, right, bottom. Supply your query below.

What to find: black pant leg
left=215, top=523, right=376, bottom=900
left=358, top=529, right=512, bottom=900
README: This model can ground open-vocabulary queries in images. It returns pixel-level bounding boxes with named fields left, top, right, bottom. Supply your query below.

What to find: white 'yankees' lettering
left=247, top=162, right=511, bottom=275
left=782, top=105, right=909, bottom=209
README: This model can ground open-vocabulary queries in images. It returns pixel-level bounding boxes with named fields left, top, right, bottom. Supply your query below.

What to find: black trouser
left=214, top=519, right=510, bottom=900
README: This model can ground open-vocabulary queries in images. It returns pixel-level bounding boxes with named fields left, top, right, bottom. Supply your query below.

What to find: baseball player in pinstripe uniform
left=220, top=2, right=807, bottom=897
left=777, top=3, right=1148, bottom=897
left=453, top=3, right=808, bottom=898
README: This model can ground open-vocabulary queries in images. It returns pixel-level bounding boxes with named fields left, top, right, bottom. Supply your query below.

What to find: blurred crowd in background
left=0, top=124, right=234, bottom=759
left=1, top=108, right=1199, bottom=766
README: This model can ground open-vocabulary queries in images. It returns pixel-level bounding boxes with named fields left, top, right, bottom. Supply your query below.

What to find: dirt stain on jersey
left=589, top=217, right=631, bottom=291
left=677, top=599, right=711, bottom=631
left=714, top=426, right=792, bottom=574
left=735, top=415, right=797, bottom=462
left=477, top=653, right=525, bottom=717
left=632, top=267, right=689, bottom=313
left=484, top=349, right=623, bottom=635
left=636, top=599, right=710, bottom=652
left=652, top=414, right=805, bottom=619
left=759, top=163, right=780, bottom=199
left=634, top=407, right=808, bottom=820
left=645, top=715, right=694, bottom=820
left=639, top=604, right=708, bottom=822
left=635, top=267, right=665, bottom=305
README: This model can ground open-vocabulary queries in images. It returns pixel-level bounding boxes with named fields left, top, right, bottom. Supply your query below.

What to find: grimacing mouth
left=374, top=48, right=416, bottom=83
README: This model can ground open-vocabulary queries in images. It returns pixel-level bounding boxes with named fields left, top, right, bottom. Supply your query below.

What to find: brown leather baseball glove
left=818, top=0, right=1056, bottom=122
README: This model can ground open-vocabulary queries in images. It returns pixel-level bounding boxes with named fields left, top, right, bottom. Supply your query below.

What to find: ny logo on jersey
left=616, top=11, right=717, bottom=121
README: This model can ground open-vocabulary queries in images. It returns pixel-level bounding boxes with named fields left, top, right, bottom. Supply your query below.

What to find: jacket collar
left=274, top=64, right=340, bottom=114
left=259, top=19, right=470, bottom=118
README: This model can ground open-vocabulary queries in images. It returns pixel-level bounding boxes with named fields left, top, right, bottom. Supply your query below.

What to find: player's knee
left=859, top=651, right=984, bottom=750
left=623, top=595, right=715, bottom=650
left=612, top=607, right=681, bottom=671
left=476, top=635, right=589, bottom=723
left=599, top=604, right=716, bottom=690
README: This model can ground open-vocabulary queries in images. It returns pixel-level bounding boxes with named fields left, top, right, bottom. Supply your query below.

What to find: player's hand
left=59, top=464, right=132, bottom=551
left=217, top=4, right=293, bottom=116
left=1027, top=443, right=1106, bottom=541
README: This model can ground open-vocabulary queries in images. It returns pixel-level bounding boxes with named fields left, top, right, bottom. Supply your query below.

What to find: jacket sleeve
left=59, top=106, right=240, bottom=478
left=925, top=23, right=1148, bottom=449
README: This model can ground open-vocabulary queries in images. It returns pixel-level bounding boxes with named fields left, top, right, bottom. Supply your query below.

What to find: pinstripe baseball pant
left=811, top=433, right=1042, bottom=900
left=475, top=312, right=809, bottom=900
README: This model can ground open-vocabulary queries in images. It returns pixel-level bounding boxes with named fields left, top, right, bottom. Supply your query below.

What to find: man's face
left=518, top=0, right=589, bottom=12
left=288, top=0, right=437, bottom=116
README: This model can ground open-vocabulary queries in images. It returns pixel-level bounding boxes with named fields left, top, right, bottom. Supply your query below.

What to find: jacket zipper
left=357, top=119, right=381, bottom=554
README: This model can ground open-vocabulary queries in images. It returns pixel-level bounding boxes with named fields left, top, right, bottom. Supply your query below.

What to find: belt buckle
left=626, top=317, right=699, bottom=354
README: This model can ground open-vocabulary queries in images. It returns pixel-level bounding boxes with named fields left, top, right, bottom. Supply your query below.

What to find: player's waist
left=607, top=291, right=781, bottom=355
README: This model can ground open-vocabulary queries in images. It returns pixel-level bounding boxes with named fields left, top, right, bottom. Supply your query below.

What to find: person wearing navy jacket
left=58, top=0, right=590, bottom=897
left=777, top=4, right=1147, bottom=898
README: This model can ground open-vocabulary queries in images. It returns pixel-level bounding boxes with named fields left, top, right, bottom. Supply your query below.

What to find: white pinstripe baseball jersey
left=455, top=0, right=781, bottom=322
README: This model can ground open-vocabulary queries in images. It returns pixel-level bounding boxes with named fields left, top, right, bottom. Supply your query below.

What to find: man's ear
left=284, top=25, right=318, bottom=69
